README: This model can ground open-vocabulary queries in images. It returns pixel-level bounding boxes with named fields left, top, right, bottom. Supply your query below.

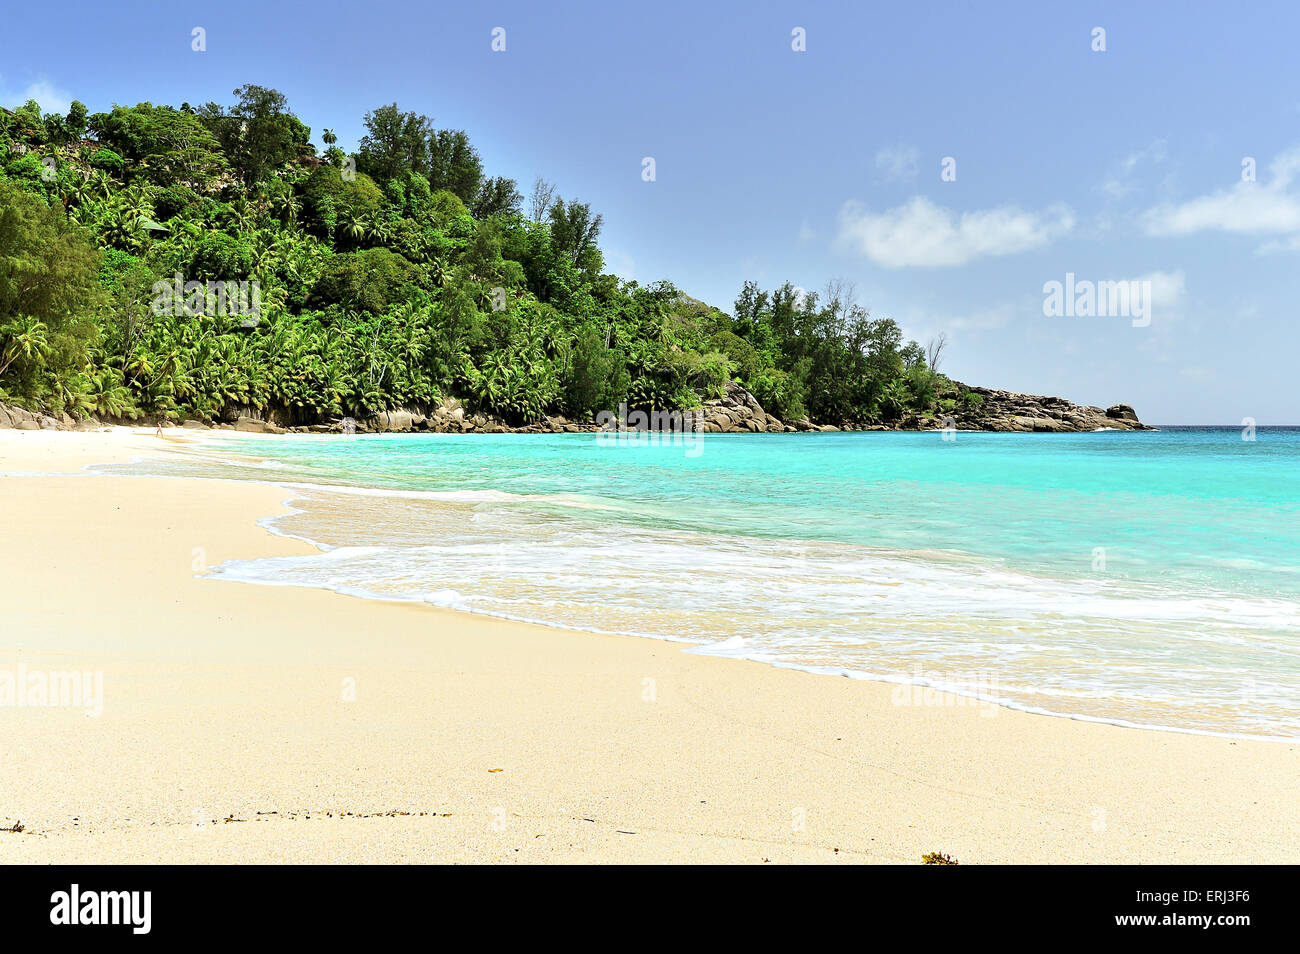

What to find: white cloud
left=1141, top=148, right=1300, bottom=240
left=1101, top=140, right=1168, bottom=199
left=836, top=196, right=1075, bottom=268
left=875, top=145, right=920, bottom=183
left=0, top=76, right=72, bottom=115
left=1140, top=269, right=1187, bottom=319
left=1258, top=234, right=1300, bottom=254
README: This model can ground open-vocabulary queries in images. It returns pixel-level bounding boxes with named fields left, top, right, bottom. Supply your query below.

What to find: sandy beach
left=0, top=428, right=1296, bottom=864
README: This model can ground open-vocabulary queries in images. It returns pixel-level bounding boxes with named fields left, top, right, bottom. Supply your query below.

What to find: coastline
left=1, top=429, right=1296, bottom=863
left=0, top=377, right=1153, bottom=439
left=208, top=472, right=1292, bottom=747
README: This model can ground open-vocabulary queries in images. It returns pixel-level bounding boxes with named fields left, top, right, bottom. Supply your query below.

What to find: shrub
left=300, top=165, right=383, bottom=234
left=189, top=232, right=254, bottom=281
left=151, top=184, right=200, bottom=221
left=308, top=247, right=425, bottom=314
left=88, top=148, right=125, bottom=175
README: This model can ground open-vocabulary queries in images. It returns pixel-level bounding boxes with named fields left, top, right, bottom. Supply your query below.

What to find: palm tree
left=120, top=185, right=154, bottom=220
left=270, top=191, right=300, bottom=229
left=0, top=316, right=52, bottom=376
left=428, top=258, right=449, bottom=288
left=87, top=170, right=112, bottom=200
left=58, top=173, right=92, bottom=210
left=99, top=205, right=146, bottom=251
left=228, top=198, right=257, bottom=233
left=339, top=209, right=367, bottom=245
left=51, top=371, right=94, bottom=419
left=364, top=213, right=393, bottom=246
left=178, top=219, right=205, bottom=256
left=84, top=366, right=134, bottom=417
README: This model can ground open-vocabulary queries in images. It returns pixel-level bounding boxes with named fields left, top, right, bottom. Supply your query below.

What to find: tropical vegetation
left=0, top=88, right=962, bottom=425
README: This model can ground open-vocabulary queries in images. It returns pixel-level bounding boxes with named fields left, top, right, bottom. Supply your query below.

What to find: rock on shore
left=0, top=403, right=65, bottom=432
left=947, top=384, right=1152, bottom=433
left=0, top=383, right=1150, bottom=437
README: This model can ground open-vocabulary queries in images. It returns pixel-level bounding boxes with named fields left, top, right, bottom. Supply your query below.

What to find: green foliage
left=150, top=184, right=199, bottom=220
left=0, top=182, right=103, bottom=409
left=4, top=152, right=47, bottom=184
left=565, top=322, right=626, bottom=415
left=198, top=85, right=305, bottom=187
left=749, top=367, right=805, bottom=420
left=428, top=129, right=483, bottom=205
left=188, top=232, right=254, bottom=280
left=66, top=101, right=89, bottom=141
left=473, top=176, right=522, bottom=220
left=308, top=248, right=425, bottom=315
left=709, top=330, right=759, bottom=384
left=0, top=85, right=943, bottom=428
left=88, top=103, right=226, bottom=186
left=357, top=104, right=433, bottom=183
left=301, top=165, right=383, bottom=238
left=88, top=148, right=126, bottom=175
left=548, top=198, right=603, bottom=274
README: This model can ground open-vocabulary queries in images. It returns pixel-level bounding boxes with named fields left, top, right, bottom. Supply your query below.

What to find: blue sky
left=3, top=0, right=1298, bottom=423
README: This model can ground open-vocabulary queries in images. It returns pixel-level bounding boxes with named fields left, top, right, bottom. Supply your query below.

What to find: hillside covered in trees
left=0, top=86, right=974, bottom=429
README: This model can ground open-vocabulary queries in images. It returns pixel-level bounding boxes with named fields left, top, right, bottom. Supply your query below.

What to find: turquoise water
left=115, top=427, right=1300, bottom=739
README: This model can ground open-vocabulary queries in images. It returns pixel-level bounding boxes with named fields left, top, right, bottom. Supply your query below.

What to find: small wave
left=116, top=429, right=1300, bottom=742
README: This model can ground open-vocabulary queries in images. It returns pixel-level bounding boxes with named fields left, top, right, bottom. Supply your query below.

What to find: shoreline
left=0, top=376, right=1155, bottom=437
left=212, top=479, right=1298, bottom=747
left=2, top=428, right=1297, bottom=863
left=168, top=430, right=1288, bottom=745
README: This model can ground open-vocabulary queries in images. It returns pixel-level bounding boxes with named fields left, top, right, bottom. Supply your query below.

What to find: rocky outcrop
left=694, top=383, right=794, bottom=433
left=337, top=399, right=583, bottom=435
left=356, top=400, right=465, bottom=434
left=234, top=416, right=285, bottom=434
left=0, top=402, right=67, bottom=431
left=0, top=383, right=1150, bottom=439
left=943, top=384, right=1152, bottom=433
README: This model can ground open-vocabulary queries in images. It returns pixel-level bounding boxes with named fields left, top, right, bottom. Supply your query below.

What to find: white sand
left=1, top=428, right=1296, bottom=863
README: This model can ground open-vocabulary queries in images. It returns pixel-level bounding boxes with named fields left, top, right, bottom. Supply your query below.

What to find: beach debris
left=488, top=768, right=503, bottom=773
left=921, top=851, right=959, bottom=865
left=251, top=808, right=448, bottom=821
left=2, top=820, right=24, bottom=833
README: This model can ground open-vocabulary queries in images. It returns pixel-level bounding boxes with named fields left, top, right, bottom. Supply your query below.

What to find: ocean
left=106, top=426, right=1300, bottom=740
